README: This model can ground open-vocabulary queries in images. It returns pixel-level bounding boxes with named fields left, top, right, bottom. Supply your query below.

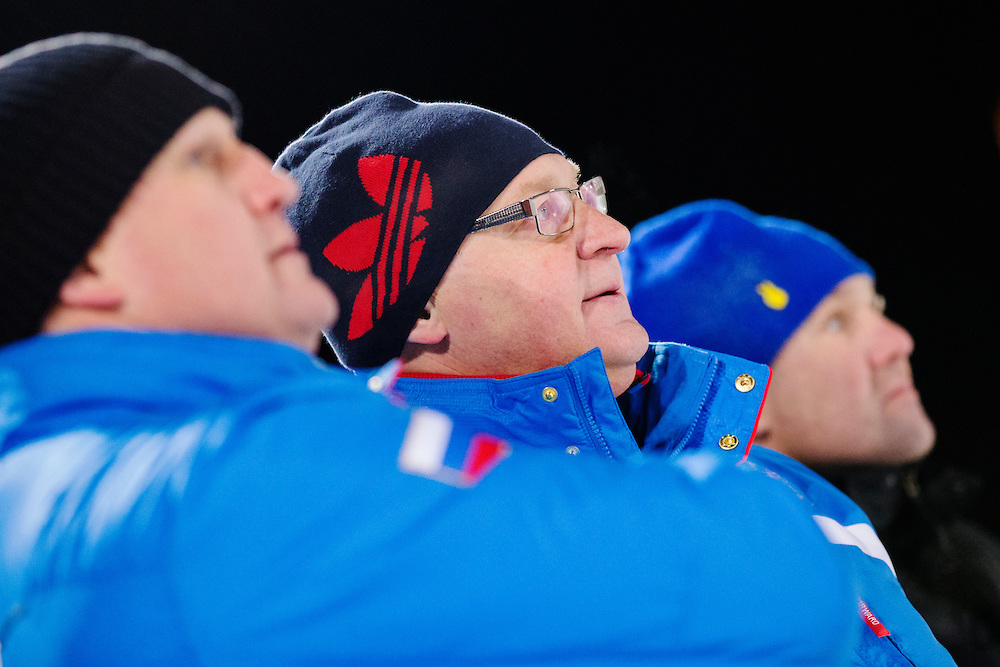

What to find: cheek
left=459, top=250, right=565, bottom=310
left=447, top=240, right=586, bottom=332
left=817, top=345, right=870, bottom=394
left=463, top=277, right=560, bottom=337
left=783, top=351, right=872, bottom=424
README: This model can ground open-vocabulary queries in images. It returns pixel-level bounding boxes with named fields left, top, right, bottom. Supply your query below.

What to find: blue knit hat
left=277, top=91, right=561, bottom=370
left=621, top=199, right=873, bottom=365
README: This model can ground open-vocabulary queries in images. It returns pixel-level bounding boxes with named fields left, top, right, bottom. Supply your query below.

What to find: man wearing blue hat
left=0, top=36, right=860, bottom=665
left=622, top=198, right=1000, bottom=663
left=279, top=95, right=954, bottom=665
left=622, top=198, right=935, bottom=469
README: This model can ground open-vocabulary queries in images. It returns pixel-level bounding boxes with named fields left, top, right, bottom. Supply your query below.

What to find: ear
left=57, top=261, right=125, bottom=311
left=406, top=299, right=448, bottom=345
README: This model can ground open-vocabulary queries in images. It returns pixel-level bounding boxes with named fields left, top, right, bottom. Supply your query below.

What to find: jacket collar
left=393, top=344, right=768, bottom=464
left=394, top=348, right=641, bottom=461
left=0, top=331, right=327, bottom=452
left=624, top=342, right=770, bottom=462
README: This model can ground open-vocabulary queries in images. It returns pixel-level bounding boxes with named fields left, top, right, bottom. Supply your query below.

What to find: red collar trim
left=398, top=372, right=517, bottom=380
left=629, top=369, right=651, bottom=390
left=740, top=370, right=772, bottom=464
left=400, top=367, right=648, bottom=385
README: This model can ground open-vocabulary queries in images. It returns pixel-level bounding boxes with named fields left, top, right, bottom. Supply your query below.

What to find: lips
left=883, top=381, right=918, bottom=405
left=584, top=286, right=622, bottom=302
left=271, top=234, right=303, bottom=260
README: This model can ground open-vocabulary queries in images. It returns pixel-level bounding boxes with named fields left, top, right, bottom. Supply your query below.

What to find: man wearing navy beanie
left=281, top=96, right=954, bottom=664
left=279, top=91, right=765, bottom=449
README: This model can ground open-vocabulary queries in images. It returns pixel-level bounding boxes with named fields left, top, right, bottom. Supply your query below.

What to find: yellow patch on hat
left=756, top=280, right=789, bottom=310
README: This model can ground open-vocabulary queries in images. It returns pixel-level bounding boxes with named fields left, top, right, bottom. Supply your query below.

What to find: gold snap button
left=718, top=434, right=739, bottom=450
left=542, top=387, right=559, bottom=402
left=565, top=445, right=580, bottom=455
left=735, top=374, right=755, bottom=393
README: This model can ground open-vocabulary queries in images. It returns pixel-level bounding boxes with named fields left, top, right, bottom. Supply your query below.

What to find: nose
left=869, top=314, right=915, bottom=367
left=240, top=145, right=301, bottom=216
left=576, top=203, right=631, bottom=259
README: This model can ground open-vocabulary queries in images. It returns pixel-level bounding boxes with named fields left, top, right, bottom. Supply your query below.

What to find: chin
left=296, top=283, right=340, bottom=331
left=599, top=337, right=649, bottom=393
left=896, top=422, right=937, bottom=463
left=597, top=340, right=647, bottom=368
left=620, top=321, right=651, bottom=362
left=885, top=406, right=937, bottom=463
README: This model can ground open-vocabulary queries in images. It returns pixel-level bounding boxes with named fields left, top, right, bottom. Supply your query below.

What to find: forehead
left=780, top=274, right=877, bottom=348
left=818, top=274, right=876, bottom=309
left=153, top=107, right=237, bottom=160
left=504, top=154, right=581, bottom=202
left=106, top=108, right=242, bottom=238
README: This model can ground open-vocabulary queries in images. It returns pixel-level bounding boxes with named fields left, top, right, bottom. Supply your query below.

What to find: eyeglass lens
left=580, top=177, right=607, bottom=214
left=532, top=191, right=574, bottom=235
left=530, top=177, right=606, bottom=235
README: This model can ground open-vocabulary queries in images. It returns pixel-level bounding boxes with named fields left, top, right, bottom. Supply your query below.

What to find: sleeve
left=167, top=384, right=858, bottom=665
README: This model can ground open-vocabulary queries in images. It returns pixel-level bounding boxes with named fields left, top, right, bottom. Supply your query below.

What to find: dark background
left=5, top=3, right=1000, bottom=528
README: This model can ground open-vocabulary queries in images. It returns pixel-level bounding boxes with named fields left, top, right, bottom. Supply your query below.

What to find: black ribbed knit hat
left=0, top=33, right=240, bottom=347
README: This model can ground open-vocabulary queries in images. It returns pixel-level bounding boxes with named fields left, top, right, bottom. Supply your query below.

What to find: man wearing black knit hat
left=0, top=35, right=860, bottom=665
left=280, top=91, right=956, bottom=665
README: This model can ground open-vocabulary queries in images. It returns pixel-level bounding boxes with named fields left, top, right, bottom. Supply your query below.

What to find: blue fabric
left=621, top=199, right=874, bottom=365
left=398, top=343, right=954, bottom=666
left=624, top=347, right=954, bottom=666
left=746, top=448, right=957, bottom=666
left=0, top=331, right=857, bottom=665
left=394, top=343, right=771, bottom=466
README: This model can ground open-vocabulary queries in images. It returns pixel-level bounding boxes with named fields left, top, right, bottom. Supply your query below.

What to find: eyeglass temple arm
left=469, top=200, right=532, bottom=233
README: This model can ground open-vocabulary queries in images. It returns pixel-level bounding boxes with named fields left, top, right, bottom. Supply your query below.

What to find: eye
left=535, top=198, right=551, bottom=221
left=539, top=192, right=572, bottom=220
left=186, top=142, right=224, bottom=168
left=536, top=196, right=554, bottom=221
left=822, top=311, right=847, bottom=332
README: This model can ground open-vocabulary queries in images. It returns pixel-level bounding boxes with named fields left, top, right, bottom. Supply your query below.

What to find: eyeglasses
left=469, top=176, right=607, bottom=236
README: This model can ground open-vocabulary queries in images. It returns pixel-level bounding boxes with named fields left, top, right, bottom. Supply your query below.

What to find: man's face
left=427, top=154, right=649, bottom=394
left=86, top=107, right=337, bottom=350
left=760, top=274, right=935, bottom=467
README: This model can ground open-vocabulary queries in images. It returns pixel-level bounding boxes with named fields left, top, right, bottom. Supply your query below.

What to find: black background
left=5, top=3, right=1000, bottom=529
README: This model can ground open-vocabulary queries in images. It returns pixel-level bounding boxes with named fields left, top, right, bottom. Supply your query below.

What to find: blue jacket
left=0, top=331, right=856, bottom=665
left=396, top=342, right=955, bottom=667
left=395, top=344, right=772, bottom=469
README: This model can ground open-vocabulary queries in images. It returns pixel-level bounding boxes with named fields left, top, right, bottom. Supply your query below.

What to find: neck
left=606, top=363, right=641, bottom=397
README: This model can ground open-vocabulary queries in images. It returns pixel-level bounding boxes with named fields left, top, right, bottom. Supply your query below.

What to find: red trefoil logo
left=322, top=155, right=431, bottom=340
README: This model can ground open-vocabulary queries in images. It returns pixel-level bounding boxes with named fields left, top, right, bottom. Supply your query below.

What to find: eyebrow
left=514, top=164, right=583, bottom=201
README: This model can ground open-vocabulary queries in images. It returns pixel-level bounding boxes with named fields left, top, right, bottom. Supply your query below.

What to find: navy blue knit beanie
left=277, top=91, right=561, bottom=370
left=621, top=199, right=873, bottom=365
left=0, top=33, right=240, bottom=348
